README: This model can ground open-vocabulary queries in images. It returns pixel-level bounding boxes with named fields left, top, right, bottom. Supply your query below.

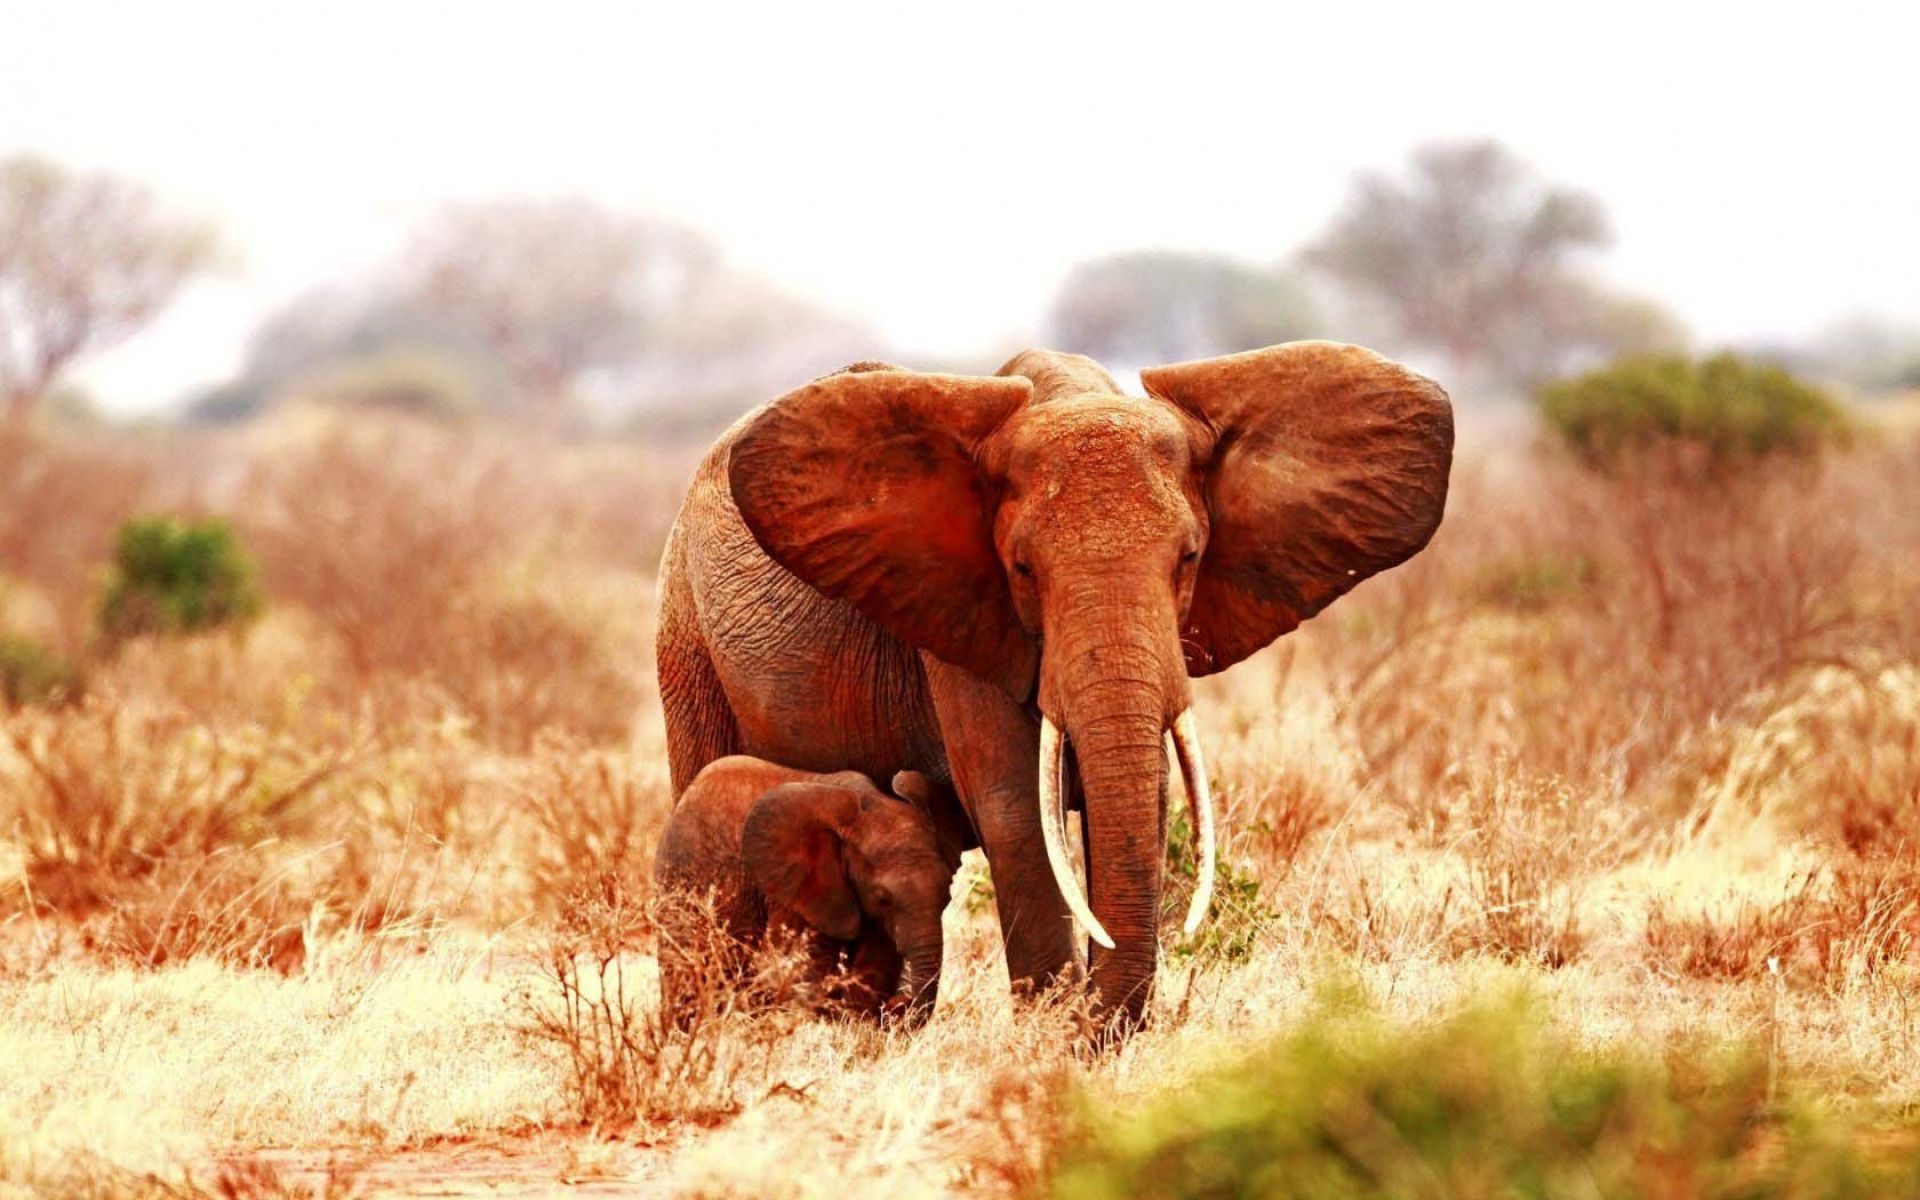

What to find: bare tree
left=1048, top=251, right=1318, bottom=367
left=403, top=198, right=719, bottom=427
left=1305, top=140, right=1678, bottom=387
left=0, top=156, right=217, bottom=428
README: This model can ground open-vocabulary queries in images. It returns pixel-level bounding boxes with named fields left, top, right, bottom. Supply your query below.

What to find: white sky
left=4, top=0, right=1916, bottom=412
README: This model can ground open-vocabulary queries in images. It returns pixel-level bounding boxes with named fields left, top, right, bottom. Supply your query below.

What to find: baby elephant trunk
left=894, top=924, right=945, bottom=1024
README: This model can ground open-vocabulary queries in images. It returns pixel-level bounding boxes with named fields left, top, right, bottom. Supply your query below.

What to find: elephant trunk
left=1072, top=685, right=1169, bottom=1031
left=895, top=925, right=944, bottom=1022
left=1038, top=587, right=1208, bottom=1034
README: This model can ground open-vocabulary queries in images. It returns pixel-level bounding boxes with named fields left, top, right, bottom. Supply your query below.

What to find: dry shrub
left=0, top=431, right=153, bottom=648
left=353, top=717, right=508, bottom=849
left=950, top=1053, right=1075, bottom=1196
left=433, top=587, right=642, bottom=747
left=1644, top=885, right=1821, bottom=982
left=201, top=1157, right=366, bottom=1200
left=1318, top=449, right=1894, bottom=833
left=1819, top=851, right=1920, bottom=984
left=1301, top=769, right=1605, bottom=968
left=3, top=695, right=352, bottom=914
left=232, top=417, right=644, bottom=747
left=1644, top=864, right=1920, bottom=989
left=97, top=844, right=313, bottom=973
left=1228, top=767, right=1338, bottom=878
left=1452, top=769, right=1604, bottom=967
left=0, top=1152, right=363, bottom=1200
left=0, top=693, right=456, bottom=968
left=233, top=419, right=531, bottom=676
left=552, top=441, right=702, bottom=574
left=1303, top=856, right=1459, bottom=963
left=1776, top=666, right=1920, bottom=857
left=516, top=880, right=814, bottom=1127
left=1652, top=665, right=1920, bottom=987
left=523, top=731, right=670, bottom=909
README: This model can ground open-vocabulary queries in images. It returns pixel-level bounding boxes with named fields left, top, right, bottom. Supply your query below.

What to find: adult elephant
left=656, top=341, right=1452, bottom=1032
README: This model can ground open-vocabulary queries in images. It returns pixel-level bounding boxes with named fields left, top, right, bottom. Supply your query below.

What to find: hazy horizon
left=5, top=0, right=1915, bottom=413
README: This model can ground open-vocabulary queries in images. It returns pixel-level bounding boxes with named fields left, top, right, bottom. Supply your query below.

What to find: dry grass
left=2, top=407, right=1919, bottom=1194
left=516, top=882, right=824, bottom=1129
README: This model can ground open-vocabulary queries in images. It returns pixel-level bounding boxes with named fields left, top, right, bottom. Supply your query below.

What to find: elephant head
left=729, top=341, right=1452, bottom=1025
left=741, top=774, right=961, bottom=1017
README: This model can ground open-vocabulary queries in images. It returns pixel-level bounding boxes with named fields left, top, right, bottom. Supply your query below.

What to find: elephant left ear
left=743, top=782, right=864, bottom=941
left=1142, top=341, right=1454, bottom=676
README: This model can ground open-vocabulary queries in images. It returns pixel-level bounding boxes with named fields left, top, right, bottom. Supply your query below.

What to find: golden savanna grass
left=2, top=405, right=1918, bottom=1196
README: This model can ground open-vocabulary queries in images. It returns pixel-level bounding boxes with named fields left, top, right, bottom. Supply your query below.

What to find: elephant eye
left=869, top=885, right=894, bottom=911
left=1014, top=560, right=1034, bottom=578
left=1180, top=548, right=1199, bottom=565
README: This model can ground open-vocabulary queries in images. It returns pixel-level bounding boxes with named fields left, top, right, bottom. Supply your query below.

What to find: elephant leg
left=923, top=656, right=1080, bottom=1000
left=656, top=553, right=740, bottom=797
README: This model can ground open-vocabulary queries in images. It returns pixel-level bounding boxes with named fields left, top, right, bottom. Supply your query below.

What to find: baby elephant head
left=741, top=773, right=961, bottom=1017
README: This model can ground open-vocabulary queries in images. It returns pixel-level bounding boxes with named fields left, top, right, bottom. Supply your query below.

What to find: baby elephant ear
left=890, top=770, right=968, bottom=873
left=743, top=783, right=863, bottom=941
left=1143, top=341, right=1454, bottom=676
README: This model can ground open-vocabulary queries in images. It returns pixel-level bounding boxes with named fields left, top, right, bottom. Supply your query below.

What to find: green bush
left=1163, top=808, right=1274, bottom=967
left=98, top=516, right=264, bottom=642
left=0, top=632, right=82, bottom=706
left=1537, top=353, right=1851, bottom=471
left=1049, top=984, right=1920, bottom=1199
left=1470, top=553, right=1595, bottom=613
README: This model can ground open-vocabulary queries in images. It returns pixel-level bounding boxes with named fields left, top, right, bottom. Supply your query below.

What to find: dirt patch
left=212, top=1129, right=682, bottom=1198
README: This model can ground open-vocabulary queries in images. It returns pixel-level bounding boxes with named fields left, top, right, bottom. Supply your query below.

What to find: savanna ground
left=3, top=396, right=1920, bottom=1197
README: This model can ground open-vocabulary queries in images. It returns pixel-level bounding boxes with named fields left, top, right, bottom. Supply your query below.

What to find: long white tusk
left=1169, top=708, right=1218, bottom=936
left=1038, top=716, right=1115, bottom=950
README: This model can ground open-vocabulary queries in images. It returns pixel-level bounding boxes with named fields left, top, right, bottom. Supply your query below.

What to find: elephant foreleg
left=923, top=656, right=1081, bottom=999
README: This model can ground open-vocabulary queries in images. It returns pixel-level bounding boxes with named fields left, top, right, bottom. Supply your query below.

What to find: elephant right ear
left=728, top=368, right=1038, bottom=701
left=742, top=783, right=864, bottom=941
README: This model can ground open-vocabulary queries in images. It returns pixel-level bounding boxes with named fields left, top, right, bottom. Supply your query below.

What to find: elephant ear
left=889, top=770, right=968, bottom=873
left=729, top=367, right=1038, bottom=701
left=1142, top=341, right=1453, bottom=676
left=742, top=782, right=863, bottom=941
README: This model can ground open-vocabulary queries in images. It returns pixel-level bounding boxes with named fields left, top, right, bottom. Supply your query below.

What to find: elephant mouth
left=1037, top=707, right=1218, bottom=950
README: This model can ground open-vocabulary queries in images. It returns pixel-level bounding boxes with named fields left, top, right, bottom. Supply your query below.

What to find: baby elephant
left=653, top=756, right=962, bottom=1023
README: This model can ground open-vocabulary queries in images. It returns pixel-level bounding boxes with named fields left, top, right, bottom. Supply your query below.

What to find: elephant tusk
left=1038, top=716, right=1115, bottom=951
left=1169, top=708, right=1218, bottom=936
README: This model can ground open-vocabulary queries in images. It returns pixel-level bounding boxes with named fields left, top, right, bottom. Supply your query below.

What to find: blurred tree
left=606, top=270, right=875, bottom=435
left=197, top=284, right=513, bottom=425
left=1807, top=315, right=1920, bottom=394
left=244, top=286, right=486, bottom=385
left=1048, top=251, right=1318, bottom=366
left=402, top=198, right=718, bottom=428
left=1305, top=140, right=1680, bottom=388
left=209, top=199, right=875, bottom=436
left=0, top=156, right=217, bottom=428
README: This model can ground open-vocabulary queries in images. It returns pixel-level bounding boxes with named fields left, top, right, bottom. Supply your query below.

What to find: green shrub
left=1049, top=983, right=1920, bottom=1199
left=98, top=516, right=264, bottom=642
left=1471, top=553, right=1595, bottom=613
left=1163, top=808, right=1275, bottom=967
left=1537, top=352, right=1851, bottom=472
left=0, top=632, right=81, bottom=706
